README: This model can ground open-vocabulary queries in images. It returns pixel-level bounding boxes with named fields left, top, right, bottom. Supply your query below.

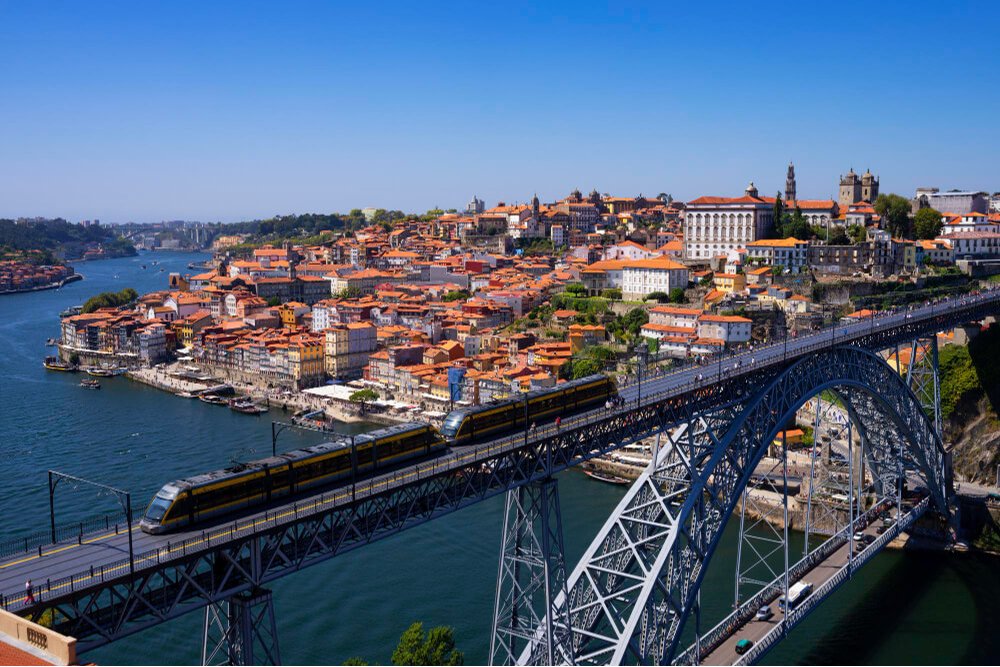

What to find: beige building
left=325, top=322, right=377, bottom=379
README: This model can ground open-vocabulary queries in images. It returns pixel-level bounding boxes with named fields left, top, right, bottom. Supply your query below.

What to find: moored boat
left=59, top=305, right=82, bottom=318
left=43, top=355, right=76, bottom=372
left=582, top=465, right=631, bottom=485
left=199, top=393, right=229, bottom=405
left=86, top=367, right=116, bottom=377
left=80, top=378, right=101, bottom=389
left=176, top=391, right=198, bottom=399
left=228, top=398, right=268, bottom=415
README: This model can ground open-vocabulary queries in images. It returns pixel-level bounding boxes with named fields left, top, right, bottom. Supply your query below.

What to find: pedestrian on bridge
left=555, top=416, right=561, bottom=430
left=24, top=579, right=35, bottom=605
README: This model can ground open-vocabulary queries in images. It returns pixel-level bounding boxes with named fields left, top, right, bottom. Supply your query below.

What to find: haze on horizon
left=1, top=1, right=997, bottom=224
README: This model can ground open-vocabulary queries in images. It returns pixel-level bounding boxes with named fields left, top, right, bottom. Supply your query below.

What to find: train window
left=441, top=413, right=465, bottom=437
left=145, top=496, right=173, bottom=521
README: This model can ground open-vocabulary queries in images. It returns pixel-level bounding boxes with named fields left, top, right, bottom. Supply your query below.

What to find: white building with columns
left=684, top=183, right=776, bottom=261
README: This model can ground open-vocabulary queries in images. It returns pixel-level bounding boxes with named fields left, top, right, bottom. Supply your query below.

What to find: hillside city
left=41, top=169, right=1000, bottom=427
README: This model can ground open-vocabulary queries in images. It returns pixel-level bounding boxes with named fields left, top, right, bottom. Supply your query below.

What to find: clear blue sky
left=1, top=1, right=997, bottom=222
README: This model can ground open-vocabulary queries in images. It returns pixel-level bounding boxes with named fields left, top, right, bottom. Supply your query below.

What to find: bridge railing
left=0, top=509, right=142, bottom=562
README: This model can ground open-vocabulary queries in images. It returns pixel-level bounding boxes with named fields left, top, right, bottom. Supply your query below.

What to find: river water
left=0, top=251, right=997, bottom=664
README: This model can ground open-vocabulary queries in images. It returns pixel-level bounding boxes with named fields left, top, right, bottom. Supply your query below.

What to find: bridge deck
left=0, top=292, right=994, bottom=640
left=689, top=497, right=929, bottom=666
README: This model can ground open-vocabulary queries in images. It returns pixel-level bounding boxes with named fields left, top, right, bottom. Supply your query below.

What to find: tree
left=442, top=290, right=470, bottom=302
left=771, top=193, right=785, bottom=238
left=600, top=288, right=622, bottom=300
left=645, top=291, right=669, bottom=303
left=391, top=622, right=463, bottom=666
left=349, top=389, right=379, bottom=413
left=81, top=287, right=139, bottom=313
left=914, top=207, right=943, bottom=240
left=668, top=287, right=686, bottom=304
left=343, top=658, right=369, bottom=666
left=874, top=193, right=913, bottom=238
left=827, top=227, right=850, bottom=246
left=781, top=207, right=810, bottom=240
left=564, top=282, right=587, bottom=296
left=266, top=296, right=281, bottom=307
left=847, top=224, right=867, bottom=245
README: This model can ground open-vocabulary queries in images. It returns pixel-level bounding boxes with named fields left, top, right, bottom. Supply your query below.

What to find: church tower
left=861, top=169, right=879, bottom=203
left=839, top=168, right=861, bottom=209
left=785, top=162, right=797, bottom=203
left=531, top=193, right=540, bottom=219
left=745, top=181, right=759, bottom=199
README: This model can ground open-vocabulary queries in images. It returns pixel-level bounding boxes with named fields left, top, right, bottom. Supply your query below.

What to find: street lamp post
left=48, top=470, right=135, bottom=577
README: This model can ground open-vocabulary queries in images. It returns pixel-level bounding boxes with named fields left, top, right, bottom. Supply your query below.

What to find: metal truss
left=491, top=478, right=572, bottom=666
left=24, top=366, right=751, bottom=653
left=904, top=336, right=943, bottom=440
left=13, top=291, right=989, bottom=655
left=202, top=588, right=280, bottom=666
left=522, top=346, right=948, bottom=665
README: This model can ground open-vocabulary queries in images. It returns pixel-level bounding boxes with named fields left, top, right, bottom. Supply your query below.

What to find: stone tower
left=861, top=169, right=879, bottom=203
left=785, top=162, right=797, bottom=202
left=839, top=168, right=862, bottom=209
left=745, top=181, right=759, bottom=199
left=531, top=193, right=540, bottom=219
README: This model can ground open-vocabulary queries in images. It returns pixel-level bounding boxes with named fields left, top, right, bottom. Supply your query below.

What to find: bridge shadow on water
left=762, top=548, right=1000, bottom=665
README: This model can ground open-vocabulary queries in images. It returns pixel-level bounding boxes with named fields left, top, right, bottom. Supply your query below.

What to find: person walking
left=555, top=416, right=561, bottom=430
left=24, top=579, right=35, bottom=605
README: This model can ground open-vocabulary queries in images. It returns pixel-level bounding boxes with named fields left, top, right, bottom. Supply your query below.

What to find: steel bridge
left=1, top=290, right=998, bottom=665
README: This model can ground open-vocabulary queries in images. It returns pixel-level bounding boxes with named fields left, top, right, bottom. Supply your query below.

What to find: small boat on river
left=229, top=398, right=268, bottom=415
left=199, top=393, right=229, bottom=406
left=80, top=378, right=101, bottom=390
left=43, top=356, right=76, bottom=372
left=582, top=464, right=631, bottom=486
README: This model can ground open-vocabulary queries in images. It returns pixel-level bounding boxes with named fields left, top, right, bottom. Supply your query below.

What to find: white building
left=938, top=231, right=1000, bottom=259
left=620, top=257, right=689, bottom=300
left=745, top=238, right=809, bottom=273
left=684, top=183, right=776, bottom=260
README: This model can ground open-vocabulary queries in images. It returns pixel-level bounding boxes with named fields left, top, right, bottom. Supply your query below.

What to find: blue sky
left=1, top=1, right=997, bottom=222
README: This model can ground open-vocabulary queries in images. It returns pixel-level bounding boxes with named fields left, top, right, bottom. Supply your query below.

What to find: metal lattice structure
left=7, top=292, right=999, bottom=662
left=202, top=588, right=280, bottom=666
left=491, top=478, right=573, bottom=666
left=521, top=347, right=948, bottom=665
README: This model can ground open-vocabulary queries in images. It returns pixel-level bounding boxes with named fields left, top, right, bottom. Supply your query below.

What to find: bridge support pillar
left=202, top=588, right=281, bottom=666
left=490, top=477, right=572, bottom=666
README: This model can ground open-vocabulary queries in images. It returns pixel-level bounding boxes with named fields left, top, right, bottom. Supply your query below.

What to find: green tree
left=442, top=290, right=470, bottom=302
left=771, top=193, right=785, bottom=238
left=391, top=622, right=463, bottom=666
left=645, top=291, right=669, bottom=303
left=874, top=193, right=913, bottom=238
left=564, top=282, right=587, bottom=296
left=914, top=207, right=943, bottom=240
left=827, top=227, right=850, bottom=245
left=781, top=207, right=810, bottom=240
left=349, top=389, right=379, bottom=413
left=81, top=287, right=139, bottom=313
left=266, top=296, right=281, bottom=307
left=600, top=288, right=622, bottom=300
left=343, top=658, right=369, bottom=666
left=668, top=287, right=686, bottom=304
left=847, top=224, right=867, bottom=245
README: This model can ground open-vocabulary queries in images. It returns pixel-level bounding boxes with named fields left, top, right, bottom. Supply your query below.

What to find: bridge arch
left=531, top=346, right=947, bottom=665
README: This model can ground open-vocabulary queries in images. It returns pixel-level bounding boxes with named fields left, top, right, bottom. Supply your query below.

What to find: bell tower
left=785, top=162, right=797, bottom=203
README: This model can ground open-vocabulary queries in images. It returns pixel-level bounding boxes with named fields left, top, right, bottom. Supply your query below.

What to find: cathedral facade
left=838, top=168, right=879, bottom=208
